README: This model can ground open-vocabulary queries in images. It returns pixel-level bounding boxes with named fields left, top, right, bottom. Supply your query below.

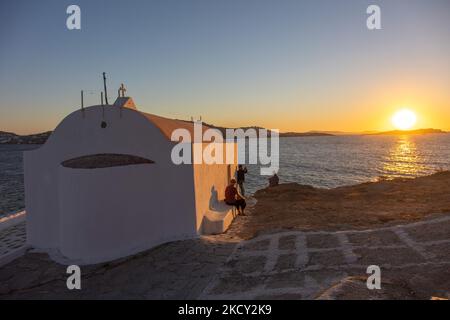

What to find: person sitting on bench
left=225, top=178, right=247, bottom=215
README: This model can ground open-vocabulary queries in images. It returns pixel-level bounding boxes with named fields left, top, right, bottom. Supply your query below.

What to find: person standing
left=236, top=165, right=248, bottom=196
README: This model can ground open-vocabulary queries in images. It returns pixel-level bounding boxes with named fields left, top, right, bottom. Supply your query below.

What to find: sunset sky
left=0, top=0, right=449, bottom=134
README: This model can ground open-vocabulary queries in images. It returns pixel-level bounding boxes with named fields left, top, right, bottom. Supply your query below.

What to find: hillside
left=9, top=126, right=448, bottom=145
left=0, top=131, right=52, bottom=144
left=203, top=123, right=335, bottom=138
left=280, top=131, right=334, bottom=137
left=0, top=125, right=334, bottom=145
left=367, top=128, right=447, bottom=136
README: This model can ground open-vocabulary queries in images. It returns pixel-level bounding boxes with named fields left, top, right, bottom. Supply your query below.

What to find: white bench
left=202, top=201, right=237, bottom=235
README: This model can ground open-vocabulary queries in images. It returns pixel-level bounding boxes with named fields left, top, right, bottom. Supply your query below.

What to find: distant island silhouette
left=1, top=127, right=448, bottom=145
left=367, top=128, right=448, bottom=136
left=0, top=131, right=52, bottom=144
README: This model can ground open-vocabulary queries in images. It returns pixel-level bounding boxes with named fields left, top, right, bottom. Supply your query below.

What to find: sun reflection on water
left=382, top=136, right=426, bottom=178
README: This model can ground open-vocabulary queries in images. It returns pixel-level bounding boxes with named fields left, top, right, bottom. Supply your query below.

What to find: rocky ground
left=0, top=172, right=449, bottom=299
left=235, top=171, right=450, bottom=239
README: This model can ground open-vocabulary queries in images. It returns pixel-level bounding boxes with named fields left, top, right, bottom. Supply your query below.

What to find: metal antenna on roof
left=101, top=92, right=105, bottom=119
left=81, top=90, right=85, bottom=118
left=102, top=72, right=109, bottom=105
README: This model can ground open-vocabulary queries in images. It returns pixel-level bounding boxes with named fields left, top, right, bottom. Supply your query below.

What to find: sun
left=391, top=109, right=417, bottom=130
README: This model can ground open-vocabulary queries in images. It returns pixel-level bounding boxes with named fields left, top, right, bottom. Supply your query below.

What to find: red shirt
left=225, top=185, right=237, bottom=203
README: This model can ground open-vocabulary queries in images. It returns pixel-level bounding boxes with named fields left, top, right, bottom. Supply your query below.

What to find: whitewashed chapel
left=24, top=81, right=238, bottom=264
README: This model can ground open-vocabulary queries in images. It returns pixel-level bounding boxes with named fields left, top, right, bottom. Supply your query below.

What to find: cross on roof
left=119, top=83, right=127, bottom=97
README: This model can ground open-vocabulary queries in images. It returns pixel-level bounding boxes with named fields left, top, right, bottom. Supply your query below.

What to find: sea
left=1, top=134, right=450, bottom=218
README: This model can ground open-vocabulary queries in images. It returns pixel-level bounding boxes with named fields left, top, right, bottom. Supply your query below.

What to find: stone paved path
left=199, top=215, right=450, bottom=299
left=0, top=215, right=449, bottom=299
